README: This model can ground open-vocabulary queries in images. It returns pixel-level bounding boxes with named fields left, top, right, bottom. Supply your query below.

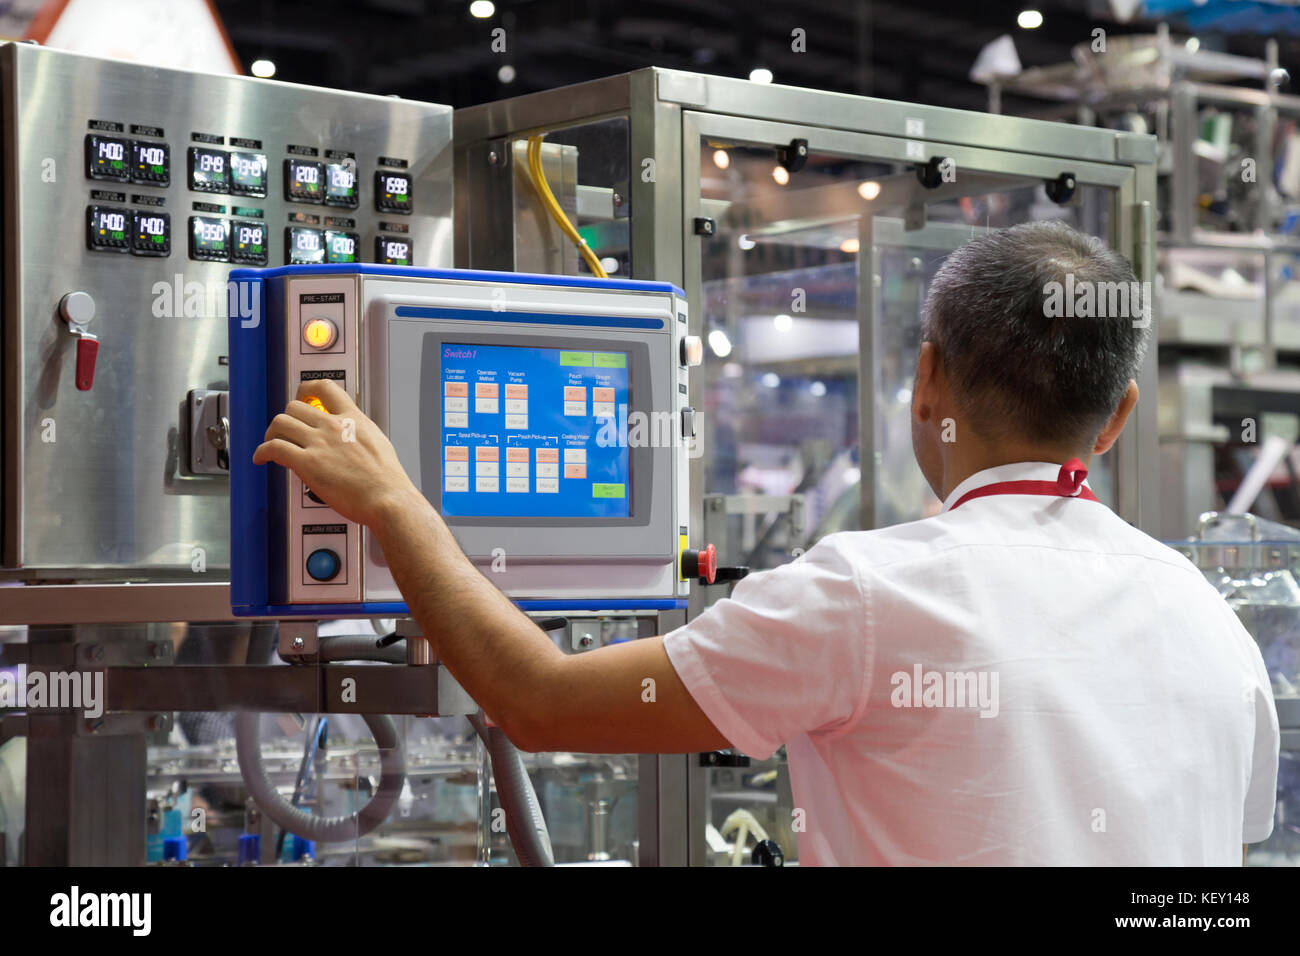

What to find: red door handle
left=75, top=335, right=99, bottom=391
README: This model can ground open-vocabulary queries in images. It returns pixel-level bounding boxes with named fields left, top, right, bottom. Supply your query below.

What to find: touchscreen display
left=439, top=343, right=630, bottom=518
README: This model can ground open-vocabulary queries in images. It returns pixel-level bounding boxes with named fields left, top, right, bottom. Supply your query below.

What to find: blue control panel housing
left=227, top=264, right=689, bottom=618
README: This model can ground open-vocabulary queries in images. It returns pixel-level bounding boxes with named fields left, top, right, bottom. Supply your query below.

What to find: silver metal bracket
left=277, top=620, right=319, bottom=661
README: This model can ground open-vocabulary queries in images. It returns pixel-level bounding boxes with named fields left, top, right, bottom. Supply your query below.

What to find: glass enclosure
left=687, top=128, right=1127, bottom=865
left=1169, top=513, right=1300, bottom=866
left=0, top=616, right=648, bottom=866
left=696, top=139, right=1119, bottom=544
left=451, top=66, right=1159, bottom=866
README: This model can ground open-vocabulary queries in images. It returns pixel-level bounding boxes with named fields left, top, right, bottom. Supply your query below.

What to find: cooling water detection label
left=440, top=343, right=630, bottom=517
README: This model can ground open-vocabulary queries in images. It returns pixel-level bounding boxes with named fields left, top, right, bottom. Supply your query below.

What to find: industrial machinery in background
left=984, top=27, right=1299, bottom=866
left=0, top=49, right=1165, bottom=868
left=0, top=37, right=1170, bottom=867
left=0, top=43, right=716, bottom=868
left=983, top=27, right=1300, bottom=538
left=1171, top=512, right=1300, bottom=865
left=455, top=69, right=1160, bottom=863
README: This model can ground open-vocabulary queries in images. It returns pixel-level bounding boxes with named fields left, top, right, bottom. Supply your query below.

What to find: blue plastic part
left=237, top=833, right=261, bottom=866
left=232, top=598, right=687, bottom=617
left=394, top=304, right=663, bottom=330
left=162, top=836, right=187, bottom=862
left=227, top=265, right=688, bottom=617
left=292, top=836, right=315, bottom=862
left=162, top=807, right=183, bottom=839
left=227, top=262, right=686, bottom=299
left=278, top=834, right=316, bottom=863
left=229, top=271, right=271, bottom=612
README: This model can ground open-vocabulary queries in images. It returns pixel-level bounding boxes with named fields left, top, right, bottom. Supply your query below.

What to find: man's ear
left=913, top=342, right=939, bottom=424
left=1093, top=380, right=1138, bottom=455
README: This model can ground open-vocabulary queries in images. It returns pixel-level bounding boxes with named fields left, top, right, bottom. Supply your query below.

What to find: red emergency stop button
left=681, top=544, right=717, bottom=584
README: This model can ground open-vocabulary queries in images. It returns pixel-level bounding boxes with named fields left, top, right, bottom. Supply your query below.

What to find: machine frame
left=455, top=67, right=1161, bottom=866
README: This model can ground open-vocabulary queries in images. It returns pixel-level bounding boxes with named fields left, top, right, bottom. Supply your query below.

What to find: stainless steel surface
left=512, top=139, right=577, bottom=276
left=653, top=69, right=1153, bottom=165
left=2, top=42, right=453, bottom=580
left=0, top=582, right=239, bottom=623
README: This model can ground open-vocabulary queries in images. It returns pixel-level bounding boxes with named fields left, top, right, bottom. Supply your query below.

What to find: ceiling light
left=707, top=329, right=732, bottom=357
left=840, top=238, right=860, bottom=254
left=858, top=181, right=881, bottom=201
left=761, top=372, right=781, bottom=388
left=1017, top=10, right=1043, bottom=29
left=773, top=313, right=793, bottom=332
left=749, top=68, right=773, bottom=84
left=250, top=59, right=276, bottom=78
left=470, top=1, right=496, bottom=18
left=713, top=149, right=730, bottom=169
left=772, top=166, right=789, bottom=185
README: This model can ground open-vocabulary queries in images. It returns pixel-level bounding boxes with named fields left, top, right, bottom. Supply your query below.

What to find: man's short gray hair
left=921, top=219, right=1151, bottom=446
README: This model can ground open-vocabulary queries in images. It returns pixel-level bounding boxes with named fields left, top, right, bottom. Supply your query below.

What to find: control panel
left=1, top=42, right=453, bottom=577
left=229, top=265, right=699, bottom=616
left=86, top=134, right=424, bottom=268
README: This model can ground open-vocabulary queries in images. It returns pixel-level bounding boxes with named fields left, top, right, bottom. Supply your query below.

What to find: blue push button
left=306, top=548, right=341, bottom=582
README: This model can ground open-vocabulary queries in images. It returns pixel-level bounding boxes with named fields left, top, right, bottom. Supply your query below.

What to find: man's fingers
left=296, top=377, right=356, bottom=414
left=283, top=398, right=330, bottom=426
left=253, top=437, right=309, bottom=470
left=264, top=412, right=316, bottom=447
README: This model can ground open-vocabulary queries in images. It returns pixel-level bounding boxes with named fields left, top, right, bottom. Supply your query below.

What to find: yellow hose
left=525, top=134, right=607, bottom=279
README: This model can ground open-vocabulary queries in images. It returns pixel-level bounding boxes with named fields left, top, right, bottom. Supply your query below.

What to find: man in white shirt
left=255, top=220, right=1279, bottom=866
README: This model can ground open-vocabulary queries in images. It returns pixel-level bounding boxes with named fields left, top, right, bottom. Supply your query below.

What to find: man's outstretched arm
left=254, top=378, right=729, bottom=754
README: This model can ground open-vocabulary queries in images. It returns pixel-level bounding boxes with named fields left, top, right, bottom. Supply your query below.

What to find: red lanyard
left=948, top=458, right=1100, bottom=511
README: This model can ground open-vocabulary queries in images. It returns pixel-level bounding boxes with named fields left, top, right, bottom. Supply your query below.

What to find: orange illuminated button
left=303, top=317, right=337, bottom=349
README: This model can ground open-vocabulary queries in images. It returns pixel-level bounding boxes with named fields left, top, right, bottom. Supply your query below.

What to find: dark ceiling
left=213, top=0, right=1298, bottom=114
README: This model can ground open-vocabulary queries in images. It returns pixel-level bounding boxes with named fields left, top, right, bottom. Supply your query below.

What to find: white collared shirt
left=664, top=461, right=1280, bottom=865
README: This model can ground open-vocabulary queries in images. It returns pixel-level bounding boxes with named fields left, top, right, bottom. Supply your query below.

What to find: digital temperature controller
left=374, top=171, right=412, bottom=213
left=132, top=210, right=170, bottom=256
left=285, top=159, right=323, bottom=203
left=376, top=236, right=412, bottom=265
left=188, top=146, right=230, bottom=193
left=325, top=161, right=358, bottom=208
left=131, top=141, right=170, bottom=185
left=286, top=226, right=325, bottom=264
left=230, top=151, right=268, bottom=197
